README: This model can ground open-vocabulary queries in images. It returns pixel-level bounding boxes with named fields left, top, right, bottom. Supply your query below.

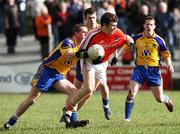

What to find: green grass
left=0, top=91, right=180, bottom=134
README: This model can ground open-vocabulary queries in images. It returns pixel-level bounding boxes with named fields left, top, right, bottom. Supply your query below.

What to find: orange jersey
left=35, top=14, right=52, bottom=36
left=79, top=27, right=127, bottom=62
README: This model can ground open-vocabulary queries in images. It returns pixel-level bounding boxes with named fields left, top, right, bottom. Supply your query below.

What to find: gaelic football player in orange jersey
left=61, top=12, right=134, bottom=125
left=72, top=7, right=112, bottom=121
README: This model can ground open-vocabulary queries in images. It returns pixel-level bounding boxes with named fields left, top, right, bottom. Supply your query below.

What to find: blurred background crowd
left=0, top=0, right=179, bottom=63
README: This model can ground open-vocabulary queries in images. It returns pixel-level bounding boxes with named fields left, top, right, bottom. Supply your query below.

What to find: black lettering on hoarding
left=14, top=72, right=34, bottom=85
left=0, top=75, right=12, bottom=83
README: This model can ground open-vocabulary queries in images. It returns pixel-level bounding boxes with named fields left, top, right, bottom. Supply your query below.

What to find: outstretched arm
left=164, top=57, right=174, bottom=73
left=118, top=35, right=134, bottom=57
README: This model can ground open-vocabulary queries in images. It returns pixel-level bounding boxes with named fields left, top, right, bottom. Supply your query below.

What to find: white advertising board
left=0, top=62, right=40, bottom=93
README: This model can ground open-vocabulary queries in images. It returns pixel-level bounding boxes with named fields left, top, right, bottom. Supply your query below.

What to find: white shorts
left=80, top=59, right=108, bottom=83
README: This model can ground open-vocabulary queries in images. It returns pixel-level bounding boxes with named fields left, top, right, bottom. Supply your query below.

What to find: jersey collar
left=143, top=31, right=156, bottom=38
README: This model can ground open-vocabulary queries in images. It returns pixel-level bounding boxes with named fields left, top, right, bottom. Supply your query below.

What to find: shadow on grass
left=0, top=123, right=89, bottom=132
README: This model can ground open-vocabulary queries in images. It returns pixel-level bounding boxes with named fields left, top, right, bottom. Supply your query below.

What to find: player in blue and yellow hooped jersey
left=122, top=16, right=174, bottom=122
left=3, top=24, right=88, bottom=129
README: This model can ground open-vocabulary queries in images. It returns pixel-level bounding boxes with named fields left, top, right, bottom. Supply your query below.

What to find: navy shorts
left=131, top=66, right=162, bottom=86
left=31, top=64, right=65, bottom=91
left=75, top=60, right=83, bottom=82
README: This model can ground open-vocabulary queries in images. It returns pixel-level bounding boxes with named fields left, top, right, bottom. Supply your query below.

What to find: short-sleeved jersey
left=128, top=32, right=171, bottom=66
left=79, top=27, right=127, bottom=62
left=43, top=37, right=79, bottom=75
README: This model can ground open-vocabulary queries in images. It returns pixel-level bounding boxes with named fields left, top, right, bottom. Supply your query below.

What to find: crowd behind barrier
left=0, top=0, right=180, bottom=61
left=0, top=0, right=180, bottom=92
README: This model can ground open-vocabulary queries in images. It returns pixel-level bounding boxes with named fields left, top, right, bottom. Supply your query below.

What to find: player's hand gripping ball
left=87, top=44, right=105, bottom=61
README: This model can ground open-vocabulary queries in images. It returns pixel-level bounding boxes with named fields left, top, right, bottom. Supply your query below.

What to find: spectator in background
left=26, top=0, right=46, bottom=40
left=97, top=0, right=116, bottom=23
left=168, top=0, right=180, bottom=12
left=0, top=0, right=5, bottom=34
left=115, top=0, right=127, bottom=33
left=75, top=1, right=92, bottom=25
left=16, top=0, right=26, bottom=37
left=172, top=7, right=180, bottom=49
left=134, top=4, right=150, bottom=34
left=44, top=0, right=60, bottom=47
left=57, top=1, right=72, bottom=42
left=3, top=0, right=20, bottom=54
left=68, top=0, right=82, bottom=24
left=140, top=0, right=155, bottom=16
left=155, top=1, right=176, bottom=60
left=126, top=0, right=139, bottom=34
left=35, top=5, right=52, bottom=60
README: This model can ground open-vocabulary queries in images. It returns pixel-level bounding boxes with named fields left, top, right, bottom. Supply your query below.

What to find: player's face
left=143, top=19, right=156, bottom=33
left=85, top=13, right=97, bottom=29
left=103, top=22, right=117, bottom=34
left=75, top=26, right=88, bottom=43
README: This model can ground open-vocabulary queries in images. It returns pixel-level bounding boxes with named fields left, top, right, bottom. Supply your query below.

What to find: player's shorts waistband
left=137, top=65, right=159, bottom=69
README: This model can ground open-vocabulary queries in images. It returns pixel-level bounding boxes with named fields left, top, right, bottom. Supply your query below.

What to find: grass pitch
left=0, top=91, right=180, bottom=134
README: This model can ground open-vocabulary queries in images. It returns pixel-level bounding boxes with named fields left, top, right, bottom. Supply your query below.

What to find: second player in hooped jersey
left=123, top=16, right=174, bottom=122
left=42, top=37, right=79, bottom=75
left=131, top=32, right=171, bottom=66
left=3, top=24, right=89, bottom=130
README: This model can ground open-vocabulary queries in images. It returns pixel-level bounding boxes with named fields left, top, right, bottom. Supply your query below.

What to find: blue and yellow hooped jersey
left=130, top=32, right=171, bottom=66
left=42, top=37, right=79, bottom=75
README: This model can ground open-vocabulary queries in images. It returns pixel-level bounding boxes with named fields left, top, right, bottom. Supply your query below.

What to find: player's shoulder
left=61, top=37, right=75, bottom=49
left=132, top=33, right=143, bottom=41
left=114, top=28, right=124, bottom=34
left=113, top=28, right=127, bottom=38
left=84, top=27, right=102, bottom=40
left=154, top=34, right=165, bottom=44
left=88, top=27, right=101, bottom=34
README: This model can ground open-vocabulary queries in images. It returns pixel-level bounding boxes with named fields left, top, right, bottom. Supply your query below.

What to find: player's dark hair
left=145, top=16, right=155, bottom=21
left=144, top=16, right=156, bottom=24
left=72, top=23, right=85, bottom=34
left=84, top=7, right=96, bottom=18
left=100, top=12, right=118, bottom=26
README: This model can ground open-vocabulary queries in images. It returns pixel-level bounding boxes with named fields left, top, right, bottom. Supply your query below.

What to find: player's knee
left=127, top=89, right=136, bottom=98
left=89, top=92, right=93, bottom=96
left=86, top=87, right=94, bottom=94
left=27, top=98, right=37, bottom=106
left=70, top=89, right=77, bottom=96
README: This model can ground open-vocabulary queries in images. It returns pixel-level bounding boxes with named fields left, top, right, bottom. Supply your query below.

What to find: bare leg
left=15, top=86, right=42, bottom=117
left=71, top=69, right=96, bottom=106
left=151, top=86, right=164, bottom=103
left=151, top=85, right=173, bottom=112
left=76, top=78, right=100, bottom=111
left=4, top=86, right=42, bottom=129
left=53, top=79, right=77, bottom=105
left=125, top=80, right=141, bottom=121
